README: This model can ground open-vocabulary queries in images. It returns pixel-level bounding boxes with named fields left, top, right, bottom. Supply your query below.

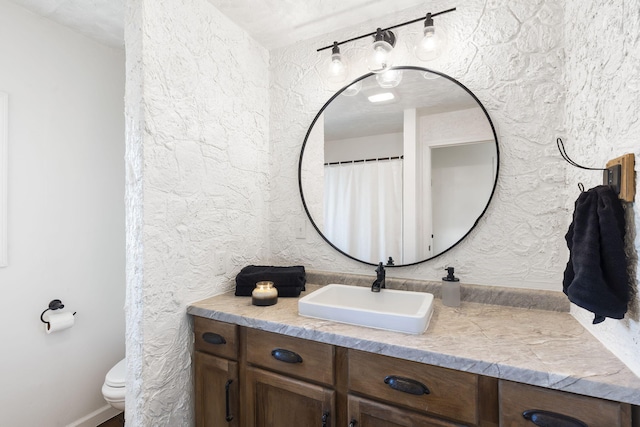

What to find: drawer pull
left=202, top=332, right=227, bottom=345
left=523, top=409, right=588, bottom=427
left=224, top=379, right=233, bottom=422
left=349, top=420, right=357, bottom=427
left=271, top=348, right=303, bottom=364
left=384, top=375, right=430, bottom=396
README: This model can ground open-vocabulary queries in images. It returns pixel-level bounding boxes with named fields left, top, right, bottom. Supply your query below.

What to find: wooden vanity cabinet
left=499, top=380, right=632, bottom=427
left=193, top=317, right=240, bottom=427
left=192, top=317, right=635, bottom=427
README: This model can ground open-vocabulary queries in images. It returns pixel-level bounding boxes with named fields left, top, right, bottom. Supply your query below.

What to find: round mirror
left=298, top=66, right=499, bottom=267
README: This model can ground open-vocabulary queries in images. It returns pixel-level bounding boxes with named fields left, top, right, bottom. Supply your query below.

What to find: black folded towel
left=235, top=265, right=306, bottom=297
left=563, top=185, right=630, bottom=324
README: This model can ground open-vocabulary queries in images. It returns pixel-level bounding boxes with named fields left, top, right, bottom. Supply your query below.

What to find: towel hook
left=556, top=138, right=607, bottom=171
left=557, top=138, right=623, bottom=195
left=40, top=299, right=76, bottom=328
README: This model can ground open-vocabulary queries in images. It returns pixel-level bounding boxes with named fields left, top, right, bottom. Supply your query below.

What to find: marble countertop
left=188, top=284, right=640, bottom=406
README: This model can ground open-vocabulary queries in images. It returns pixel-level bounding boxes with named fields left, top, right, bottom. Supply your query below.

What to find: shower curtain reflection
left=324, top=158, right=403, bottom=264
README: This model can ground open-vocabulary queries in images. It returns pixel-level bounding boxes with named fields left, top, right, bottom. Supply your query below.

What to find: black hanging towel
left=563, top=185, right=630, bottom=324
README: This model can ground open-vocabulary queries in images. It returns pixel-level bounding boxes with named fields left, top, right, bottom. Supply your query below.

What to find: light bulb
left=327, top=42, right=348, bottom=85
left=415, top=14, right=447, bottom=61
left=376, top=69, right=403, bottom=88
left=366, top=29, right=395, bottom=73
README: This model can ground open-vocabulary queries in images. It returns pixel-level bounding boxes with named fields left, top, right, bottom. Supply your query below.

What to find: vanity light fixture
left=327, top=42, right=349, bottom=84
left=317, top=7, right=456, bottom=86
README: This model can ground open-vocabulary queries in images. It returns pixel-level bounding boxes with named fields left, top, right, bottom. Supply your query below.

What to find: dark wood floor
left=98, top=412, right=125, bottom=427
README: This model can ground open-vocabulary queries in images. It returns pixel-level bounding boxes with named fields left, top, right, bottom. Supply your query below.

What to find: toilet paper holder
left=40, top=299, right=76, bottom=327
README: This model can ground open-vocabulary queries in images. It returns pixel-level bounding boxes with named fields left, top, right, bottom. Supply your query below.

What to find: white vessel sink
left=298, top=284, right=434, bottom=334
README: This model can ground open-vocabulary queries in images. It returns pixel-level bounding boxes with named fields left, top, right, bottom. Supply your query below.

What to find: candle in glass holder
left=252, top=281, right=278, bottom=306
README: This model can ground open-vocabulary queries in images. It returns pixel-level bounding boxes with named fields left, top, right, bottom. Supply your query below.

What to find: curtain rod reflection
left=324, top=155, right=404, bottom=166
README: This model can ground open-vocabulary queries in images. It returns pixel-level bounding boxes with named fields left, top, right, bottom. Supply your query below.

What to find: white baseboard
left=66, top=405, right=122, bottom=427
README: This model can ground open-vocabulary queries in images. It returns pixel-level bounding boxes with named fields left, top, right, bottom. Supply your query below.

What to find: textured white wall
left=564, top=0, right=640, bottom=376
left=0, top=1, right=125, bottom=425
left=124, top=0, right=269, bottom=425
left=121, top=0, right=640, bottom=423
left=270, top=0, right=567, bottom=290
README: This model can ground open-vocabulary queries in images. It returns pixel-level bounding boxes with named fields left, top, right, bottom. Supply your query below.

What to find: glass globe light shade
left=415, top=24, right=447, bottom=61
left=366, top=30, right=395, bottom=73
left=376, top=69, right=403, bottom=89
left=327, top=51, right=348, bottom=85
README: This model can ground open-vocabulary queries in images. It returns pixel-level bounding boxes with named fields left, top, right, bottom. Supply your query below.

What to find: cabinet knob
left=384, top=375, right=430, bottom=396
left=271, top=348, right=303, bottom=364
left=523, top=409, right=588, bottom=427
left=202, top=332, right=227, bottom=345
left=348, top=420, right=357, bottom=427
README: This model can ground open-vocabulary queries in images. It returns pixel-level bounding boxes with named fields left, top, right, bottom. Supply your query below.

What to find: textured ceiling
left=207, top=0, right=432, bottom=49
left=6, top=0, right=428, bottom=49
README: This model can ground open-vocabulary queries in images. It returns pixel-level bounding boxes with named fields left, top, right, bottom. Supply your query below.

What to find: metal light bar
left=316, top=7, right=456, bottom=52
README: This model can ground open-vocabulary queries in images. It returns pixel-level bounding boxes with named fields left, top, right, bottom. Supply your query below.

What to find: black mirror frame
left=298, top=66, right=500, bottom=267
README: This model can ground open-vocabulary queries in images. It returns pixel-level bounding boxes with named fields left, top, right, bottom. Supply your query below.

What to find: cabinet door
left=245, top=367, right=335, bottom=427
left=194, top=351, right=239, bottom=427
left=348, top=395, right=466, bottom=427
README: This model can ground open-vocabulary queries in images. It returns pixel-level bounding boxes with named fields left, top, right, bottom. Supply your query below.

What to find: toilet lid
left=105, top=358, right=126, bottom=388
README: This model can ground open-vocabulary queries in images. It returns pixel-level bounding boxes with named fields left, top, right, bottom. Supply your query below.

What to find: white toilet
left=102, top=358, right=126, bottom=411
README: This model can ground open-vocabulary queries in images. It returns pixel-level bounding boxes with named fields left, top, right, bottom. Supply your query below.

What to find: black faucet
left=371, top=262, right=386, bottom=292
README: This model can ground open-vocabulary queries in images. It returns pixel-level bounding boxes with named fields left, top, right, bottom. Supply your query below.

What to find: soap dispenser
left=442, top=267, right=460, bottom=307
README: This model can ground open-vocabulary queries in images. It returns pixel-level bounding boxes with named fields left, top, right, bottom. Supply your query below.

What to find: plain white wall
left=325, top=132, right=403, bottom=163
left=0, top=1, right=125, bottom=426
left=431, top=142, right=496, bottom=253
